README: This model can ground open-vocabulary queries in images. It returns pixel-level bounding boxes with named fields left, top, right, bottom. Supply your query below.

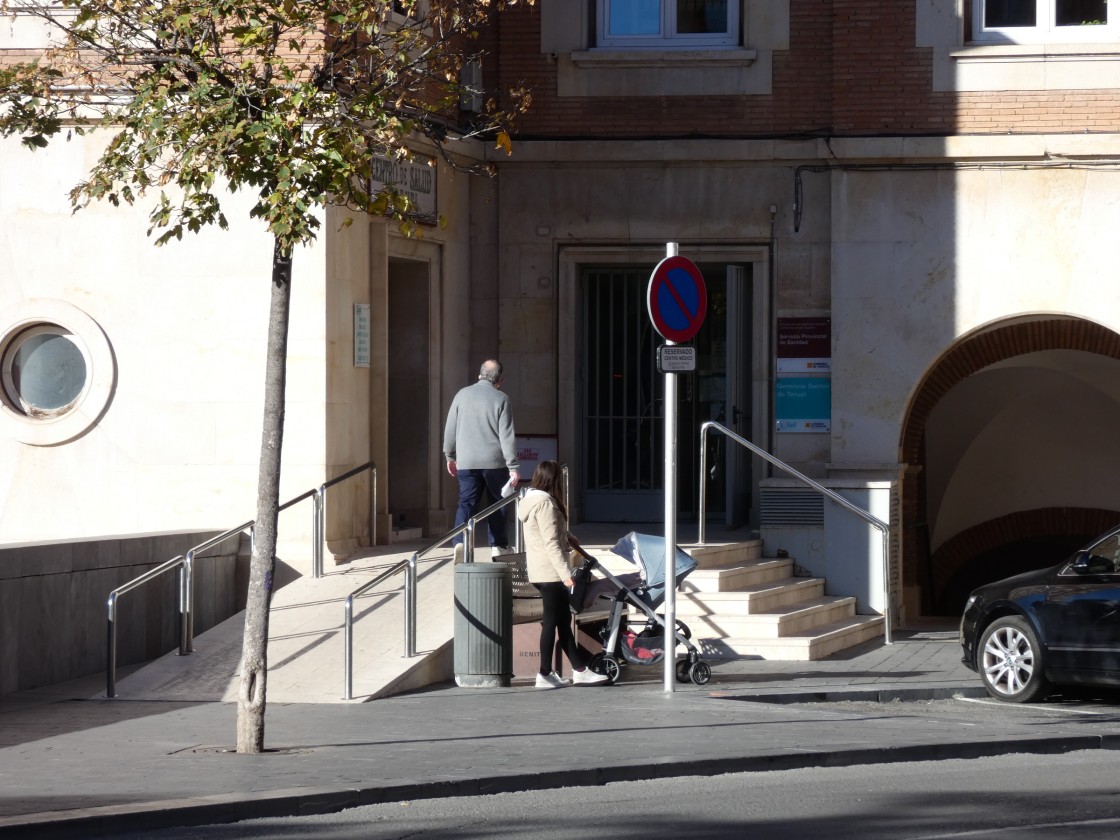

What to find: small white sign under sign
left=657, top=345, right=696, bottom=373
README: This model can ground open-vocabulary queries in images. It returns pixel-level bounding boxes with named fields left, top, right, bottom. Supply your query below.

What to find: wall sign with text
left=776, top=317, right=831, bottom=372
left=370, top=155, right=437, bottom=224
left=775, top=376, right=831, bottom=433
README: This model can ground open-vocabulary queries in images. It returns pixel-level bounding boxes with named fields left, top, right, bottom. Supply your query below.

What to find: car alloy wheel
left=978, top=615, right=1049, bottom=703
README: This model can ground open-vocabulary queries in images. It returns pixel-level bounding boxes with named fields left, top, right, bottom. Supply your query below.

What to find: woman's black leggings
left=534, top=581, right=586, bottom=674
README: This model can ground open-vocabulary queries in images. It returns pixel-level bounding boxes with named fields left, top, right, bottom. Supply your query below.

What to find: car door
left=1042, top=530, right=1120, bottom=676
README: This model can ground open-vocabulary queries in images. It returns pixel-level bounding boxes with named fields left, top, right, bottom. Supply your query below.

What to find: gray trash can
left=454, top=561, right=513, bottom=687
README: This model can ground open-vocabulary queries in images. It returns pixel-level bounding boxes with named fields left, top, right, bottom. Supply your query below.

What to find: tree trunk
left=237, top=239, right=293, bottom=754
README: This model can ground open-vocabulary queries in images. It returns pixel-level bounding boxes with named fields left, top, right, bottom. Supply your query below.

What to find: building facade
left=486, top=0, right=1120, bottom=620
left=4, top=0, right=1120, bottom=690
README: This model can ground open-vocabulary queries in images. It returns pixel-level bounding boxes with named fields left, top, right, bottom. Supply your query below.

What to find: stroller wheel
left=675, top=660, right=692, bottom=683
left=688, top=661, right=712, bottom=686
left=598, top=656, right=621, bottom=685
left=588, top=652, right=619, bottom=683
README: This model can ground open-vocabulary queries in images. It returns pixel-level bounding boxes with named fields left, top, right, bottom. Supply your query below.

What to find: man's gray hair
left=479, top=360, right=504, bottom=383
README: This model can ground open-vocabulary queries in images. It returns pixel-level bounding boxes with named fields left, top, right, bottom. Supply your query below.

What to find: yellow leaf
left=494, top=130, right=512, bottom=156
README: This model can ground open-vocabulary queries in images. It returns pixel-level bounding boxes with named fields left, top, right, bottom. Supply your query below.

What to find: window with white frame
left=0, top=300, right=117, bottom=446
left=974, top=0, right=1116, bottom=43
left=597, top=0, right=739, bottom=49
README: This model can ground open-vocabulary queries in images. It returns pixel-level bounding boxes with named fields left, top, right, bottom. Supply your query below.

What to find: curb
left=721, top=686, right=991, bottom=704
left=5, top=733, right=1120, bottom=840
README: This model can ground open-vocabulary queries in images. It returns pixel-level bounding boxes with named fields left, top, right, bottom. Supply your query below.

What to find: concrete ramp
left=109, top=542, right=456, bottom=704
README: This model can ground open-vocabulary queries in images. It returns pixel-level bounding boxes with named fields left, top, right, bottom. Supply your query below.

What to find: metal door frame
left=558, top=245, right=770, bottom=526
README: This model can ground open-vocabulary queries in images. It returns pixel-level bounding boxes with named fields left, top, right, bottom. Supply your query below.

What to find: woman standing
left=517, top=460, right=609, bottom=688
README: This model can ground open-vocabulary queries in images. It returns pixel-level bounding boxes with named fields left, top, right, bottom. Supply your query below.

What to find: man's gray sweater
left=443, top=379, right=519, bottom=471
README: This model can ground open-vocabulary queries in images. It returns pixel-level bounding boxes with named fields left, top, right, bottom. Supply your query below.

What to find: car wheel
left=978, top=615, right=1049, bottom=703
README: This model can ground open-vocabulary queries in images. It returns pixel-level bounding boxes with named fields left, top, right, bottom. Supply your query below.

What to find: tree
left=0, top=0, right=533, bottom=752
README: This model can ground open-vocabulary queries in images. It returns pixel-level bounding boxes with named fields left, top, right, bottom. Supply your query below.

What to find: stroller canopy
left=609, top=532, right=697, bottom=609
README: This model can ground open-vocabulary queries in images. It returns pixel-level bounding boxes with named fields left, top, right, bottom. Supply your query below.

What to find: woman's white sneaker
left=535, top=672, right=566, bottom=689
left=572, top=668, right=609, bottom=685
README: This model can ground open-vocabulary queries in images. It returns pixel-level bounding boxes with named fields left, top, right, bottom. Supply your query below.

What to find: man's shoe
left=491, top=545, right=515, bottom=558
left=453, top=543, right=464, bottom=564
left=572, top=668, right=609, bottom=685
left=535, top=672, right=566, bottom=689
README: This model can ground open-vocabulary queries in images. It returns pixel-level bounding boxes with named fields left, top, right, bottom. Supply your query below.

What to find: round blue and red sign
left=647, top=255, right=707, bottom=343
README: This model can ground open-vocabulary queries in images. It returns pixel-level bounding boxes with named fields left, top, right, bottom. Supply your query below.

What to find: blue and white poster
left=775, top=376, right=831, bottom=433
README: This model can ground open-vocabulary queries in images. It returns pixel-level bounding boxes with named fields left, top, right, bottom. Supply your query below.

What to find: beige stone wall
left=492, top=138, right=833, bottom=490
left=0, top=131, right=340, bottom=573
left=828, top=134, right=1120, bottom=469
left=1, top=125, right=486, bottom=561
left=825, top=134, right=1120, bottom=549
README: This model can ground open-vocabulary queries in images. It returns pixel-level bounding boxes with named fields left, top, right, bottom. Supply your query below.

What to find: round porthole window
left=0, top=300, right=116, bottom=446
left=2, top=326, right=90, bottom=416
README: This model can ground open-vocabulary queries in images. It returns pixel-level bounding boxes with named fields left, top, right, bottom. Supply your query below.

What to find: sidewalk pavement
left=8, top=621, right=1119, bottom=839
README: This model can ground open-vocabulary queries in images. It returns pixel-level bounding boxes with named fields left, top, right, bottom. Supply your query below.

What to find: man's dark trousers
left=453, top=467, right=510, bottom=549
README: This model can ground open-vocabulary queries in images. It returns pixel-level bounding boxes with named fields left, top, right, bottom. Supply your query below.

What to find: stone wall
left=0, top=531, right=247, bottom=695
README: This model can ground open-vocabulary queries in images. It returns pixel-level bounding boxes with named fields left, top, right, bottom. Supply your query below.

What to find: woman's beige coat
left=517, top=489, right=573, bottom=583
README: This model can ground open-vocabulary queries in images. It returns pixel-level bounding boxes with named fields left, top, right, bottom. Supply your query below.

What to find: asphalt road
left=108, top=747, right=1120, bottom=840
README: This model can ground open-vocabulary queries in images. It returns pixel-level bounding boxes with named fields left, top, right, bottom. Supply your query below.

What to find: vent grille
left=760, top=489, right=824, bottom=526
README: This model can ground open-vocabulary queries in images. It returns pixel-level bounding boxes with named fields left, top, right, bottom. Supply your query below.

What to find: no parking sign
left=647, top=255, right=707, bottom=343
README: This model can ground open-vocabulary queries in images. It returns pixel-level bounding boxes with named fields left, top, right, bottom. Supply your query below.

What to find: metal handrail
left=315, top=462, right=377, bottom=578
left=342, top=489, right=525, bottom=700
left=106, top=555, right=187, bottom=699
left=698, top=421, right=893, bottom=644
left=106, top=462, right=377, bottom=698
left=183, top=520, right=254, bottom=660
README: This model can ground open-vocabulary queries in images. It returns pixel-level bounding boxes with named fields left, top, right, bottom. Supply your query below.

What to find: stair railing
left=315, top=462, right=378, bottom=579
left=106, top=462, right=377, bottom=698
left=697, top=421, right=893, bottom=644
left=342, top=489, right=524, bottom=700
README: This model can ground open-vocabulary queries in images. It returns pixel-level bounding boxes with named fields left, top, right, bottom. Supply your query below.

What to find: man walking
left=444, top=359, right=521, bottom=561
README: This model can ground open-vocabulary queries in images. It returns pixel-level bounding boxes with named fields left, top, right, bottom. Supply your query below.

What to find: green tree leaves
left=0, top=0, right=535, bottom=248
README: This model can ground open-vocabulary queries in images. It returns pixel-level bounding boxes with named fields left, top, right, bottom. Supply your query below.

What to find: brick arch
left=901, top=316, right=1120, bottom=466
left=898, top=316, right=1120, bottom=616
left=931, top=508, right=1118, bottom=614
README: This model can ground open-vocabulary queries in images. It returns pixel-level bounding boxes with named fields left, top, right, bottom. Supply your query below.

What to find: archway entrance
left=900, top=316, right=1120, bottom=617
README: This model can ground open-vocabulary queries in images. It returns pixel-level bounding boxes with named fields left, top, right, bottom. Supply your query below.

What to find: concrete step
left=680, top=596, right=857, bottom=639
left=682, top=558, right=793, bottom=593
left=697, top=615, right=886, bottom=661
left=685, top=539, right=764, bottom=569
left=391, top=526, right=424, bottom=543
left=674, top=576, right=825, bottom=615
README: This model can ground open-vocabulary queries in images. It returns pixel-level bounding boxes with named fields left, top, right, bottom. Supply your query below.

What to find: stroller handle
left=572, top=543, right=599, bottom=567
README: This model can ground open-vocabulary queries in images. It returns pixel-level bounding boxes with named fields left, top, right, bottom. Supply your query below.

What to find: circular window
left=0, top=300, right=116, bottom=446
left=2, top=326, right=90, bottom=416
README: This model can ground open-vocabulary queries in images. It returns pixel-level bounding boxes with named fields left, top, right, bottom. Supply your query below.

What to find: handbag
left=568, top=558, right=593, bottom=614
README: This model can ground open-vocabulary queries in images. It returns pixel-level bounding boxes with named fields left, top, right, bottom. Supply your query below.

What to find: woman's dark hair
left=530, top=460, right=566, bottom=519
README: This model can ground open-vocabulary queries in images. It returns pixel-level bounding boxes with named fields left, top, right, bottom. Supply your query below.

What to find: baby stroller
left=572, top=532, right=712, bottom=686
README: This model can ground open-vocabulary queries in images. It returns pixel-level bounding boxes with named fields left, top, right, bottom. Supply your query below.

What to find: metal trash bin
left=454, top=561, right=513, bottom=687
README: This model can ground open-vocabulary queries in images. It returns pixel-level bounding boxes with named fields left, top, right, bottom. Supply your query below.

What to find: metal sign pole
left=663, top=241, right=678, bottom=694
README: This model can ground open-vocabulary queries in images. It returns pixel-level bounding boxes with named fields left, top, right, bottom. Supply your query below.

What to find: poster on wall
left=514, top=435, right=558, bottom=480
left=775, top=377, right=831, bottom=433
left=777, top=317, right=831, bottom=372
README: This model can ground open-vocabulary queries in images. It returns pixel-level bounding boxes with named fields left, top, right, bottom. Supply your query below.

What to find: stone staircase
left=674, top=539, right=885, bottom=660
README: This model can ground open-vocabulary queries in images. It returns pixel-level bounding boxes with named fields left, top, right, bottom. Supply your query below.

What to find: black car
left=960, top=523, right=1120, bottom=702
